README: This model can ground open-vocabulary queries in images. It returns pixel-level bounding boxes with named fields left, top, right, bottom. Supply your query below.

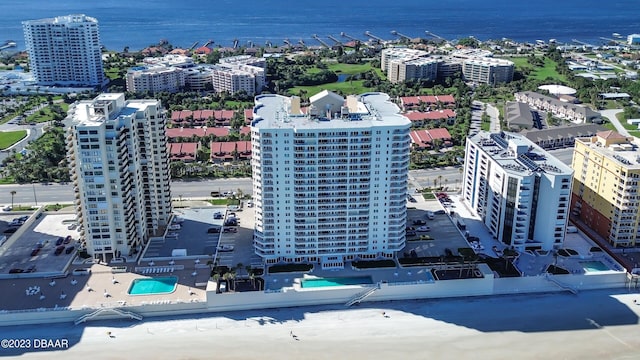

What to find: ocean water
left=0, top=0, right=638, bottom=51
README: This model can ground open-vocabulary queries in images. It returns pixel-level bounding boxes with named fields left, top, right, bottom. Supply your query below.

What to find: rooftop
left=251, top=92, right=410, bottom=130
left=469, top=131, right=572, bottom=176
left=576, top=131, right=640, bottom=169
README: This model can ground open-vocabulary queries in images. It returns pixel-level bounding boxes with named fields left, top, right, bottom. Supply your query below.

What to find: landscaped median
left=0, top=130, right=27, bottom=151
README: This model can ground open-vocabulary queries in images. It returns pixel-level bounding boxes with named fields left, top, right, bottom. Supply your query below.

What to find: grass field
left=511, top=57, right=566, bottom=82
left=0, top=130, right=27, bottom=150
left=289, top=80, right=373, bottom=97
left=25, top=103, right=70, bottom=123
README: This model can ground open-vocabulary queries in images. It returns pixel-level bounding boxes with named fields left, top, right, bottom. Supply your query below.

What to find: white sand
left=5, top=289, right=640, bottom=360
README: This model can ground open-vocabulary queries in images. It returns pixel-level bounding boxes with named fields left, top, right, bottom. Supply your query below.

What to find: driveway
left=600, top=109, right=627, bottom=136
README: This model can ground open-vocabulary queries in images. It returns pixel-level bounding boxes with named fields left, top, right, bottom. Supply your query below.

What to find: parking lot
left=0, top=213, right=80, bottom=275
left=403, top=197, right=469, bottom=259
left=143, top=202, right=260, bottom=269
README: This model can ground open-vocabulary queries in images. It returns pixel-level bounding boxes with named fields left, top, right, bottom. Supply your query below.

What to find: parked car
left=217, top=245, right=234, bottom=252
left=30, top=248, right=40, bottom=257
left=207, top=227, right=221, bottom=234
left=8, top=268, right=24, bottom=274
left=3, top=228, right=17, bottom=234
left=172, top=216, right=185, bottom=224
left=224, top=219, right=238, bottom=226
left=168, top=224, right=181, bottom=231
left=406, top=230, right=417, bottom=237
left=425, top=211, right=435, bottom=220
left=18, top=216, right=29, bottom=222
left=434, top=210, right=446, bottom=215
left=419, top=235, right=433, bottom=240
left=64, top=235, right=73, bottom=244
left=65, top=246, right=75, bottom=254
left=222, top=227, right=238, bottom=233
left=246, top=200, right=254, bottom=207
left=67, top=223, right=77, bottom=230
left=213, top=212, right=224, bottom=219
left=2, top=205, right=12, bottom=211
left=55, top=237, right=64, bottom=246
left=54, top=245, right=65, bottom=255
left=407, top=195, right=417, bottom=203
left=412, top=220, right=426, bottom=226
left=416, top=226, right=431, bottom=232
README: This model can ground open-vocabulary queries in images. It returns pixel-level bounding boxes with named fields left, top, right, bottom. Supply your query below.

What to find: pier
left=0, top=41, right=17, bottom=51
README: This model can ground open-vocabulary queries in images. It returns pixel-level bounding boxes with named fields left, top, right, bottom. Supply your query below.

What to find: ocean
left=0, top=0, right=639, bottom=51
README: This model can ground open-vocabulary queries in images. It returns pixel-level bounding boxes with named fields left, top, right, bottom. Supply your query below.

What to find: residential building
left=126, top=66, right=185, bottom=93
left=210, top=66, right=260, bottom=95
left=251, top=92, right=412, bottom=269
left=462, top=131, right=573, bottom=251
left=571, top=131, right=640, bottom=247
left=461, top=58, right=514, bottom=85
left=627, top=34, right=640, bottom=45
left=522, top=124, right=605, bottom=150
left=515, top=91, right=601, bottom=123
left=67, top=93, right=172, bottom=260
left=505, top=101, right=535, bottom=130
left=22, top=14, right=105, bottom=87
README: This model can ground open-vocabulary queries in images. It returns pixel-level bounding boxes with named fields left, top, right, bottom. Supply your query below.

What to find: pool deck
left=0, top=262, right=207, bottom=312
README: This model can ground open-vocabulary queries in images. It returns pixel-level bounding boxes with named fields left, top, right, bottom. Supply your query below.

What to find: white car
left=168, top=224, right=181, bottom=231
left=172, top=216, right=184, bottom=224
left=246, top=200, right=254, bottom=208
left=217, top=245, right=234, bottom=252
left=416, top=226, right=431, bottom=232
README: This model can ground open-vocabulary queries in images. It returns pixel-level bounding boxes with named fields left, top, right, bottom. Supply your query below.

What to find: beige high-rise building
left=67, top=93, right=172, bottom=260
left=571, top=130, right=640, bottom=247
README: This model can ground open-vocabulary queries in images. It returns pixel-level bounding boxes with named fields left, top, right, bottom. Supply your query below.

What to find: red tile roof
left=168, top=142, right=199, bottom=161
left=244, top=109, right=253, bottom=124
left=400, top=95, right=456, bottom=109
left=166, top=127, right=230, bottom=139
left=239, top=126, right=251, bottom=135
left=404, top=110, right=456, bottom=122
left=194, top=46, right=212, bottom=55
left=409, top=128, right=452, bottom=148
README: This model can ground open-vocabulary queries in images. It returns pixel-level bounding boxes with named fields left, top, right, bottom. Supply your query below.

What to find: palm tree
left=10, top=190, right=16, bottom=209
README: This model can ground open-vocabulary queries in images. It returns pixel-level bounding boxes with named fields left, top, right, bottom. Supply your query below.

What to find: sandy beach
left=1, top=289, right=639, bottom=359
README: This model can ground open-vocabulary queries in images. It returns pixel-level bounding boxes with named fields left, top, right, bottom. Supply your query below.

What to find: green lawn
left=105, top=67, right=123, bottom=81
left=0, top=130, right=27, bottom=150
left=511, top=57, right=566, bottom=81
left=25, top=103, right=69, bottom=123
left=289, top=80, right=373, bottom=97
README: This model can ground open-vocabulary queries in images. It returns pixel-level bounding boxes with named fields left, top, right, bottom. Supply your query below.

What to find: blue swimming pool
left=128, top=276, right=178, bottom=295
left=301, top=276, right=373, bottom=288
left=580, top=260, right=609, bottom=272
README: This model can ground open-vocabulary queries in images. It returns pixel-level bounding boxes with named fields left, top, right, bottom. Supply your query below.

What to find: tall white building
left=462, top=131, right=573, bottom=251
left=23, top=14, right=105, bottom=87
left=67, top=93, right=172, bottom=260
left=251, top=92, right=411, bottom=269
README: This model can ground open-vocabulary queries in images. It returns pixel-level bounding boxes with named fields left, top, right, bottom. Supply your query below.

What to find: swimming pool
left=580, top=260, right=609, bottom=273
left=128, top=276, right=178, bottom=295
left=301, top=276, right=373, bottom=288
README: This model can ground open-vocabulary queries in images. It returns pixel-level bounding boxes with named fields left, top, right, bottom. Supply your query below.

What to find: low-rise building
left=515, top=91, right=601, bottom=123
left=126, top=66, right=185, bottom=93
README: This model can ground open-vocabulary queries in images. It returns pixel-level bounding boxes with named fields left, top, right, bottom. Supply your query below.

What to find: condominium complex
left=23, top=14, right=105, bottom=87
left=126, top=54, right=265, bottom=95
left=571, top=131, right=640, bottom=247
left=462, top=131, right=573, bottom=251
left=67, top=93, right=172, bottom=260
left=251, top=91, right=412, bottom=269
left=380, top=47, right=513, bottom=85
left=515, top=91, right=601, bottom=123
left=126, top=66, right=185, bottom=93
left=461, top=58, right=514, bottom=85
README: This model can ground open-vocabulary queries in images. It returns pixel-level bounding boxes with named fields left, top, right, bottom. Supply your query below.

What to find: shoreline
left=4, top=289, right=640, bottom=359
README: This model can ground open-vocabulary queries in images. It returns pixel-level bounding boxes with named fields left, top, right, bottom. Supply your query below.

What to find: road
left=600, top=109, right=627, bottom=136
left=0, top=149, right=577, bottom=206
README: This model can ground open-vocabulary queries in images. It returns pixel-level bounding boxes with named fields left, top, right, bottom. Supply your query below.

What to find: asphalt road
left=0, top=148, right=576, bottom=206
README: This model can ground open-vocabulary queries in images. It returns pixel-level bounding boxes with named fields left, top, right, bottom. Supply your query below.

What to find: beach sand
left=3, top=289, right=640, bottom=359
